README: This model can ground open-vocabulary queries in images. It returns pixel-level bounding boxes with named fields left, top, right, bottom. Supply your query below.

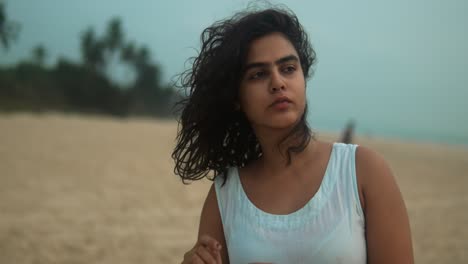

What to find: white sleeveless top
left=214, top=143, right=366, bottom=264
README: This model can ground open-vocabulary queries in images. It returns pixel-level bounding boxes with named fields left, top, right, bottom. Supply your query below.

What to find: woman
left=172, top=7, right=414, bottom=264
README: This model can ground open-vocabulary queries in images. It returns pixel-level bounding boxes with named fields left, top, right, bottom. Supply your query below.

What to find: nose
left=269, top=70, right=286, bottom=93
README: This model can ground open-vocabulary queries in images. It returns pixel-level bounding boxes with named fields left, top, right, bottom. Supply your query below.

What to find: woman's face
left=238, top=32, right=306, bottom=131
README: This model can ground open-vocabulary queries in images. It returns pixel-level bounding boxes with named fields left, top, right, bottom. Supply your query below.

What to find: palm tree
left=0, top=2, right=20, bottom=50
left=80, top=28, right=105, bottom=71
left=120, top=42, right=136, bottom=63
left=32, top=44, right=47, bottom=65
left=105, top=18, right=123, bottom=52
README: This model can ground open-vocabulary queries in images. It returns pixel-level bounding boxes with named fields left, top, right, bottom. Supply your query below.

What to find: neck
left=253, top=125, right=314, bottom=174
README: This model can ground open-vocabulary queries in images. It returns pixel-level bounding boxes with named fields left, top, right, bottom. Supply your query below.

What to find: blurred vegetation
left=0, top=3, right=179, bottom=118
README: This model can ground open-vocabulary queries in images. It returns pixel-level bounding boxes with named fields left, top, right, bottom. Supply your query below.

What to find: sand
left=0, top=113, right=467, bottom=263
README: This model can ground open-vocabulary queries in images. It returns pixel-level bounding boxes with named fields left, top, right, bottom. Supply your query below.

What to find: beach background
left=1, top=113, right=467, bottom=263
left=1, top=0, right=468, bottom=263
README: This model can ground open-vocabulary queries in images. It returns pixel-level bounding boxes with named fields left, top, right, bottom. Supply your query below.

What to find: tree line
left=0, top=3, right=179, bottom=117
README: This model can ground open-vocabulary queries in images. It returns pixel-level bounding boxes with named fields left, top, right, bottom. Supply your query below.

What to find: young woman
left=173, top=7, right=414, bottom=264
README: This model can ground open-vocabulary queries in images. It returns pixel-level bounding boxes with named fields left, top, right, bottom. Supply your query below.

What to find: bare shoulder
left=199, top=184, right=221, bottom=232
left=198, top=183, right=229, bottom=263
left=355, top=146, right=414, bottom=264
left=355, top=145, right=390, bottom=177
left=355, top=146, right=393, bottom=189
left=355, top=145, right=401, bottom=215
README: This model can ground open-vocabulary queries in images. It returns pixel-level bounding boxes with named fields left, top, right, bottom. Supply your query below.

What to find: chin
left=267, top=114, right=301, bottom=129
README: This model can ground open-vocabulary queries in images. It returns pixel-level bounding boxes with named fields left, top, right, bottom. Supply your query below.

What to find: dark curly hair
left=172, top=7, right=317, bottom=183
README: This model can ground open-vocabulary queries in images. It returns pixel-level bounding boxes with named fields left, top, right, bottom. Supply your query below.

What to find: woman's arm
left=356, top=146, right=414, bottom=264
left=198, top=184, right=229, bottom=264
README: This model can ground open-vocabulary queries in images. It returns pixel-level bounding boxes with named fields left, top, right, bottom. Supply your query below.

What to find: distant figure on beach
left=341, top=120, right=355, bottom=144
left=172, top=6, right=414, bottom=264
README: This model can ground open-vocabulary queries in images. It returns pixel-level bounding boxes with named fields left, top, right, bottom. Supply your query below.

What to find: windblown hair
left=172, top=7, right=317, bottom=183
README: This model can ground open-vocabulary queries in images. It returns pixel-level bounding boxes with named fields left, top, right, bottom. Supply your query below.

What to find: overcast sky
left=2, top=0, right=467, bottom=143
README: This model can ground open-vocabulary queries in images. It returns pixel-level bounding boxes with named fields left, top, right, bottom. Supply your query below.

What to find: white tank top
left=214, top=143, right=366, bottom=264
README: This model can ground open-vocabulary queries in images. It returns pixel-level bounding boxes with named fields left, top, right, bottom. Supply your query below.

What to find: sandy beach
left=0, top=113, right=467, bottom=263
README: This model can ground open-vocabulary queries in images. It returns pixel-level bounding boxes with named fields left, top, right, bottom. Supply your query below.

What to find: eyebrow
left=243, top=54, right=299, bottom=72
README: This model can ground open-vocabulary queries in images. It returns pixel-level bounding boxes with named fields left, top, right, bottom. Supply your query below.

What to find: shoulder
left=355, top=146, right=396, bottom=207
left=355, top=145, right=394, bottom=191
left=354, top=146, right=414, bottom=263
left=210, top=170, right=231, bottom=209
left=355, top=145, right=388, bottom=168
left=202, top=167, right=237, bottom=231
left=200, top=183, right=221, bottom=228
left=354, top=145, right=407, bottom=223
left=199, top=183, right=229, bottom=263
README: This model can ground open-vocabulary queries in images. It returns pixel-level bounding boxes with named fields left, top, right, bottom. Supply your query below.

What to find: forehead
left=245, top=32, right=299, bottom=63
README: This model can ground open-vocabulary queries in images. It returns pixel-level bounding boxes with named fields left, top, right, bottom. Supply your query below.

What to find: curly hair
left=172, top=7, right=317, bottom=183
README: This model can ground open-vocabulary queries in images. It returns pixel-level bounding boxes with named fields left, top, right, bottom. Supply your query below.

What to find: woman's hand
left=182, top=234, right=223, bottom=264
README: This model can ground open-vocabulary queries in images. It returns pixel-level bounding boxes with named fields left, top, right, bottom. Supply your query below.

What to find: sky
left=1, top=0, right=468, bottom=145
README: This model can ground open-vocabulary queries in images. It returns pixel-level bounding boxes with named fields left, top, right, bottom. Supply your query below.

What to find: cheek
left=239, top=85, right=261, bottom=108
left=239, top=96, right=258, bottom=116
left=296, top=82, right=307, bottom=111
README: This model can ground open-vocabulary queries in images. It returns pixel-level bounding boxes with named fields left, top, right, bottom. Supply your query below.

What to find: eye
left=282, top=65, right=296, bottom=74
left=248, top=70, right=267, bottom=80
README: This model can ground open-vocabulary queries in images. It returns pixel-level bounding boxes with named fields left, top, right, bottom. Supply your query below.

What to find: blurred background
left=1, top=0, right=467, bottom=263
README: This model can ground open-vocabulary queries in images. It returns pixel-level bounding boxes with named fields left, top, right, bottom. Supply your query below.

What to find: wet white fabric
left=214, top=143, right=366, bottom=264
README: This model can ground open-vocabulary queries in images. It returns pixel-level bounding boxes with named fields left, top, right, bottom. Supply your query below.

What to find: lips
left=270, top=96, right=292, bottom=107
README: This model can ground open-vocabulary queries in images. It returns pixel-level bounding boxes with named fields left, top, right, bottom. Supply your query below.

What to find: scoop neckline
left=235, top=142, right=337, bottom=218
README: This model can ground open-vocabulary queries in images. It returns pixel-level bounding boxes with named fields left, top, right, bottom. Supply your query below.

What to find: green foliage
left=0, top=15, right=177, bottom=118
left=105, top=18, right=123, bottom=52
left=0, top=62, right=64, bottom=112
left=31, top=44, right=47, bottom=66
left=81, top=28, right=106, bottom=71
left=0, top=2, right=20, bottom=50
left=53, top=59, right=129, bottom=116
